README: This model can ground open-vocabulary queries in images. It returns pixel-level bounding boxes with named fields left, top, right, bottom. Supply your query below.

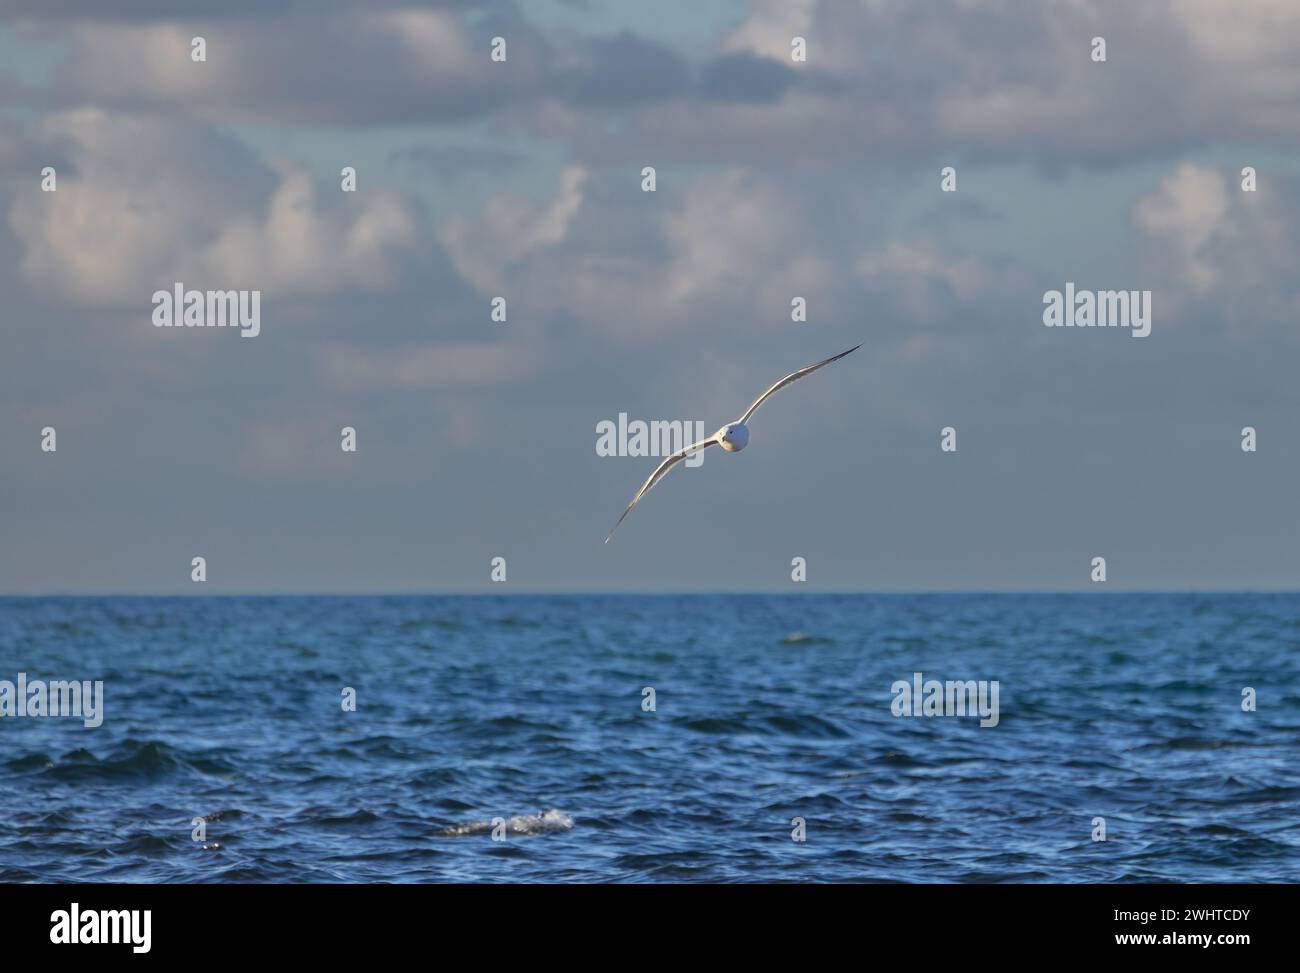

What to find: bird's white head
left=718, top=423, right=749, bottom=452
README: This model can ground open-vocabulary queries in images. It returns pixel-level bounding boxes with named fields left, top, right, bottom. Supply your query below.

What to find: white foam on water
left=439, top=809, right=575, bottom=837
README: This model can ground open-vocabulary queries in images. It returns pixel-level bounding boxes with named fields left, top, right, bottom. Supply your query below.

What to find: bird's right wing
left=737, top=344, right=862, bottom=426
left=605, top=435, right=720, bottom=543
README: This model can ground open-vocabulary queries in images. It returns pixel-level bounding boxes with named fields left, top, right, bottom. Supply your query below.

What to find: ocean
left=1, top=594, right=1297, bottom=882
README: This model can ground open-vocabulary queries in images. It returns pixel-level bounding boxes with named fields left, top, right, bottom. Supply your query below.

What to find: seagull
left=605, top=344, right=861, bottom=542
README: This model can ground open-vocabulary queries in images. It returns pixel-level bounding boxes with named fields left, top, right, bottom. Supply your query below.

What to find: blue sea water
left=0, top=594, right=1297, bottom=883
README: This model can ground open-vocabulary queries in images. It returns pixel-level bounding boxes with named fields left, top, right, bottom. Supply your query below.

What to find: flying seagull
left=606, top=344, right=861, bottom=542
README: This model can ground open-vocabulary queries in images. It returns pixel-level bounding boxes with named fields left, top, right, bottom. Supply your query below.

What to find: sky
left=1, top=0, right=1299, bottom=593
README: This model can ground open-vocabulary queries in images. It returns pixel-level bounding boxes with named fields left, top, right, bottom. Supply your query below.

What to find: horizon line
left=3, top=589, right=1300, bottom=598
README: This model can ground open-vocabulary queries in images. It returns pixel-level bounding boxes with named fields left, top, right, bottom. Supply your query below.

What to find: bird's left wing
left=605, top=435, right=720, bottom=543
left=737, top=344, right=861, bottom=426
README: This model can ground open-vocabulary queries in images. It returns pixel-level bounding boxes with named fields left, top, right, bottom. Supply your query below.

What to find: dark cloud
left=5, top=10, right=788, bottom=126
left=547, top=31, right=692, bottom=107
left=0, top=0, right=487, bottom=21
left=697, top=51, right=795, bottom=103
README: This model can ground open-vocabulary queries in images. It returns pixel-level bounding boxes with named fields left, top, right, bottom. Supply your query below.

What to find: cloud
left=855, top=242, right=1010, bottom=325
left=7, top=109, right=426, bottom=303
left=546, top=30, right=692, bottom=107
left=721, top=0, right=817, bottom=61
left=8, top=7, right=791, bottom=127
left=572, top=0, right=1300, bottom=168
left=435, top=164, right=844, bottom=345
left=9, top=1, right=1300, bottom=161
left=25, top=9, right=540, bottom=125
left=1132, top=163, right=1300, bottom=327
left=1, top=0, right=474, bottom=20
left=200, top=166, right=421, bottom=295
left=1132, top=164, right=1232, bottom=295
left=660, top=168, right=829, bottom=304
left=433, top=159, right=1033, bottom=355
left=438, top=165, right=587, bottom=293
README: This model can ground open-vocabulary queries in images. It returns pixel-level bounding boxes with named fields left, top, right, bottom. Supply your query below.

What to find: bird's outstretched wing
left=737, top=344, right=861, bottom=426
left=605, top=436, right=721, bottom=542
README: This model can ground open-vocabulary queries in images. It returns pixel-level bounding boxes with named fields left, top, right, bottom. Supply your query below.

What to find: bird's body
left=717, top=423, right=748, bottom=452
left=605, top=344, right=860, bottom=542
